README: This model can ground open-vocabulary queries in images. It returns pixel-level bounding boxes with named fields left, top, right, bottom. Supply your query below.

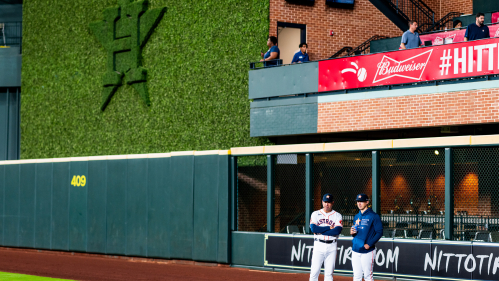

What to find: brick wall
left=318, top=88, right=499, bottom=133
left=269, top=0, right=403, bottom=61
left=424, top=0, right=473, bottom=20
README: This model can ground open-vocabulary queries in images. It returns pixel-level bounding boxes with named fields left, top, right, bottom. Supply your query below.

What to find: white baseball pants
left=309, top=241, right=337, bottom=281
left=352, top=249, right=376, bottom=281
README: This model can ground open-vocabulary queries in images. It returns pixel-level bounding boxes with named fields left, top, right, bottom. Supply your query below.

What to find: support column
left=230, top=156, right=238, bottom=231
left=445, top=148, right=454, bottom=240
left=372, top=151, right=381, bottom=214
left=305, top=154, right=314, bottom=234
left=267, top=155, right=275, bottom=233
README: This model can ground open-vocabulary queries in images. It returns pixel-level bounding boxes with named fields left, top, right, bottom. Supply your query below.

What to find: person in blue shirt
left=350, top=194, right=383, bottom=281
left=291, top=43, right=309, bottom=64
left=400, top=20, right=422, bottom=49
left=464, top=13, right=490, bottom=41
left=260, top=36, right=280, bottom=66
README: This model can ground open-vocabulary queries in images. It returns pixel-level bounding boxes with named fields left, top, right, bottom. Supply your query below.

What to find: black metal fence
left=236, top=155, right=267, bottom=232
left=274, top=154, right=306, bottom=233
left=235, top=147, right=499, bottom=243
left=0, top=22, right=22, bottom=53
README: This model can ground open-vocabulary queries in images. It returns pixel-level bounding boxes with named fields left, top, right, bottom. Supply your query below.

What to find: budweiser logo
left=373, top=49, right=433, bottom=83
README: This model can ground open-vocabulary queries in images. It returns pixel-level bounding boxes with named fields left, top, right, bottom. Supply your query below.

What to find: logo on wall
left=341, top=62, right=367, bottom=82
left=90, top=0, right=167, bottom=111
left=373, top=49, right=432, bottom=83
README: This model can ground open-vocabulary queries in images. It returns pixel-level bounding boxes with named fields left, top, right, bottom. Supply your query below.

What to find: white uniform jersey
left=310, top=209, right=343, bottom=241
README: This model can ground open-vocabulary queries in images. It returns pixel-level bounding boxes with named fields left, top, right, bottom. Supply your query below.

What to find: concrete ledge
left=324, top=140, right=393, bottom=152
left=393, top=136, right=471, bottom=149
left=264, top=143, right=324, bottom=154
left=231, top=146, right=265, bottom=156
left=471, top=135, right=499, bottom=146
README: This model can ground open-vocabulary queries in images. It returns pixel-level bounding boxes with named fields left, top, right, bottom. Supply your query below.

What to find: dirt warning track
left=0, top=247, right=377, bottom=281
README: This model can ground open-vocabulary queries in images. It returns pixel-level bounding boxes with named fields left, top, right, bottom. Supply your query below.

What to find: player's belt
left=315, top=238, right=337, bottom=243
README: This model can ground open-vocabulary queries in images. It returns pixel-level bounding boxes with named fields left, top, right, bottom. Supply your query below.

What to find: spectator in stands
left=453, top=20, right=462, bottom=29
left=260, top=36, right=280, bottom=66
left=291, top=43, right=309, bottom=64
left=400, top=20, right=422, bottom=50
left=464, top=13, right=489, bottom=41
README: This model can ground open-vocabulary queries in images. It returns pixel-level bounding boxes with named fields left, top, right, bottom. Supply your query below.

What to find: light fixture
left=434, top=150, right=439, bottom=155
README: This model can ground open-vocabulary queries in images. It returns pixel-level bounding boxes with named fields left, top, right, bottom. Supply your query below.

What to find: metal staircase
left=369, top=0, right=435, bottom=33
left=330, top=35, right=388, bottom=58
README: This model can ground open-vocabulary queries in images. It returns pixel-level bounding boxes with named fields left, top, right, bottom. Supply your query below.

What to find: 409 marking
left=71, top=175, right=86, bottom=187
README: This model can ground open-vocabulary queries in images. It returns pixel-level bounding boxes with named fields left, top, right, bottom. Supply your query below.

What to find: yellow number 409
left=71, top=175, right=87, bottom=187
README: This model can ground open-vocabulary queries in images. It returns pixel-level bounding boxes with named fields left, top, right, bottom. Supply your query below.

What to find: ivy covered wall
left=21, top=0, right=271, bottom=159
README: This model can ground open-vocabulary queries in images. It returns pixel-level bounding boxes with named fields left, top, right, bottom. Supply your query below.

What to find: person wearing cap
left=309, top=193, right=343, bottom=281
left=350, top=194, right=383, bottom=281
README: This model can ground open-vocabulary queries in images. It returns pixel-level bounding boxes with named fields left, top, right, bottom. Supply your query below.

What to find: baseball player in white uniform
left=309, top=193, right=343, bottom=281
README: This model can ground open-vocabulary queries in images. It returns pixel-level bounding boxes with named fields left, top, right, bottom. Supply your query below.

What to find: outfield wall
left=0, top=152, right=230, bottom=263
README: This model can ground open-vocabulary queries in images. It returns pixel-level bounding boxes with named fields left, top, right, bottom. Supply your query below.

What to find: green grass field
left=0, top=272, right=72, bottom=281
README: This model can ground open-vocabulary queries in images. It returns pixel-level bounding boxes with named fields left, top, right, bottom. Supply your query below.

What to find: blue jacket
left=352, top=208, right=383, bottom=253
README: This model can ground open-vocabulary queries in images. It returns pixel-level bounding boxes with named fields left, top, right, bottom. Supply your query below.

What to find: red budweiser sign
left=318, top=37, right=499, bottom=92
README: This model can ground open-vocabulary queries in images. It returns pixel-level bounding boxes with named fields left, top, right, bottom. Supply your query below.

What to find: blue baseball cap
left=355, top=193, right=369, bottom=202
left=322, top=193, right=333, bottom=203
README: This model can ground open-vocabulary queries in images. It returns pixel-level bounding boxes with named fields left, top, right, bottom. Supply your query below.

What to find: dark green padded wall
left=19, top=164, right=36, bottom=248
left=87, top=160, right=107, bottom=253
left=51, top=162, right=70, bottom=250
left=217, top=155, right=230, bottom=263
left=126, top=158, right=148, bottom=257
left=231, top=232, right=265, bottom=267
left=35, top=163, right=52, bottom=249
left=69, top=161, right=88, bottom=252
left=0, top=165, right=4, bottom=244
left=193, top=155, right=220, bottom=261
left=169, top=155, right=194, bottom=259
left=0, top=154, right=230, bottom=263
left=4, top=164, right=19, bottom=247
left=106, top=159, right=127, bottom=255
left=147, top=157, right=171, bottom=258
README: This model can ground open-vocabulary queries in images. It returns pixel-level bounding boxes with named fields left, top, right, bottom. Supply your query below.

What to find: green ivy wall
left=21, top=0, right=271, bottom=159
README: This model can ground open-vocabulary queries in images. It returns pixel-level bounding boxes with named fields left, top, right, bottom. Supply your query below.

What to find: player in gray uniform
left=309, top=193, right=343, bottom=281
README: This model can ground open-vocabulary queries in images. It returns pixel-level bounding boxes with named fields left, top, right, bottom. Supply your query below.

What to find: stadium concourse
left=0, top=247, right=380, bottom=281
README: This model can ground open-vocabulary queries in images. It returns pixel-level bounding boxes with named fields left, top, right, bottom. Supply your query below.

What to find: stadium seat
left=490, top=232, right=499, bottom=242
left=474, top=231, right=492, bottom=242
left=393, top=229, right=406, bottom=238
left=418, top=229, right=434, bottom=239
left=287, top=225, right=300, bottom=234
left=463, top=231, right=476, bottom=241
left=405, top=229, right=419, bottom=239
left=382, top=229, right=395, bottom=238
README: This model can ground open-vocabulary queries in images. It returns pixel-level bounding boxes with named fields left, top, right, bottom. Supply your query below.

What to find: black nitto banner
left=263, top=234, right=499, bottom=280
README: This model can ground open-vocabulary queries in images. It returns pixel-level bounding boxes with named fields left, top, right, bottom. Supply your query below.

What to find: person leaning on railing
left=400, top=20, right=422, bottom=50
left=464, top=12, right=489, bottom=41
left=260, top=36, right=280, bottom=66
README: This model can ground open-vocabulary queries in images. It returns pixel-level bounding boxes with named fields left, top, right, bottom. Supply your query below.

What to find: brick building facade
left=269, top=0, right=474, bottom=61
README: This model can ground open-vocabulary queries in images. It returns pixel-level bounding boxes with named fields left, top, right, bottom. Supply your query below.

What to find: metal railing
left=424, top=12, right=463, bottom=32
left=0, top=21, right=22, bottom=53
left=329, top=46, right=353, bottom=58
left=346, top=35, right=389, bottom=56
left=384, top=0, right=435, bottom=33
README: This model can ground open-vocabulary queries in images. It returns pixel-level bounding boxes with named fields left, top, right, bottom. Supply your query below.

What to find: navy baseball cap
left=355, top=193, right=369, bottom=202
left=322, top=193, right=333, bottom=203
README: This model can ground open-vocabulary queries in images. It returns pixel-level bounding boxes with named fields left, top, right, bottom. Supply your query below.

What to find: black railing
left=424, top=12, right=463, bottom=32
left=329, top=46, right=353, bottom=58
left=249, top=59, right=283, bottom=69
left=346, top=35, right=389, bottom=56
left=0, top=22, right=22, bottom=53
left=384, top=0, right=435, bottom=33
